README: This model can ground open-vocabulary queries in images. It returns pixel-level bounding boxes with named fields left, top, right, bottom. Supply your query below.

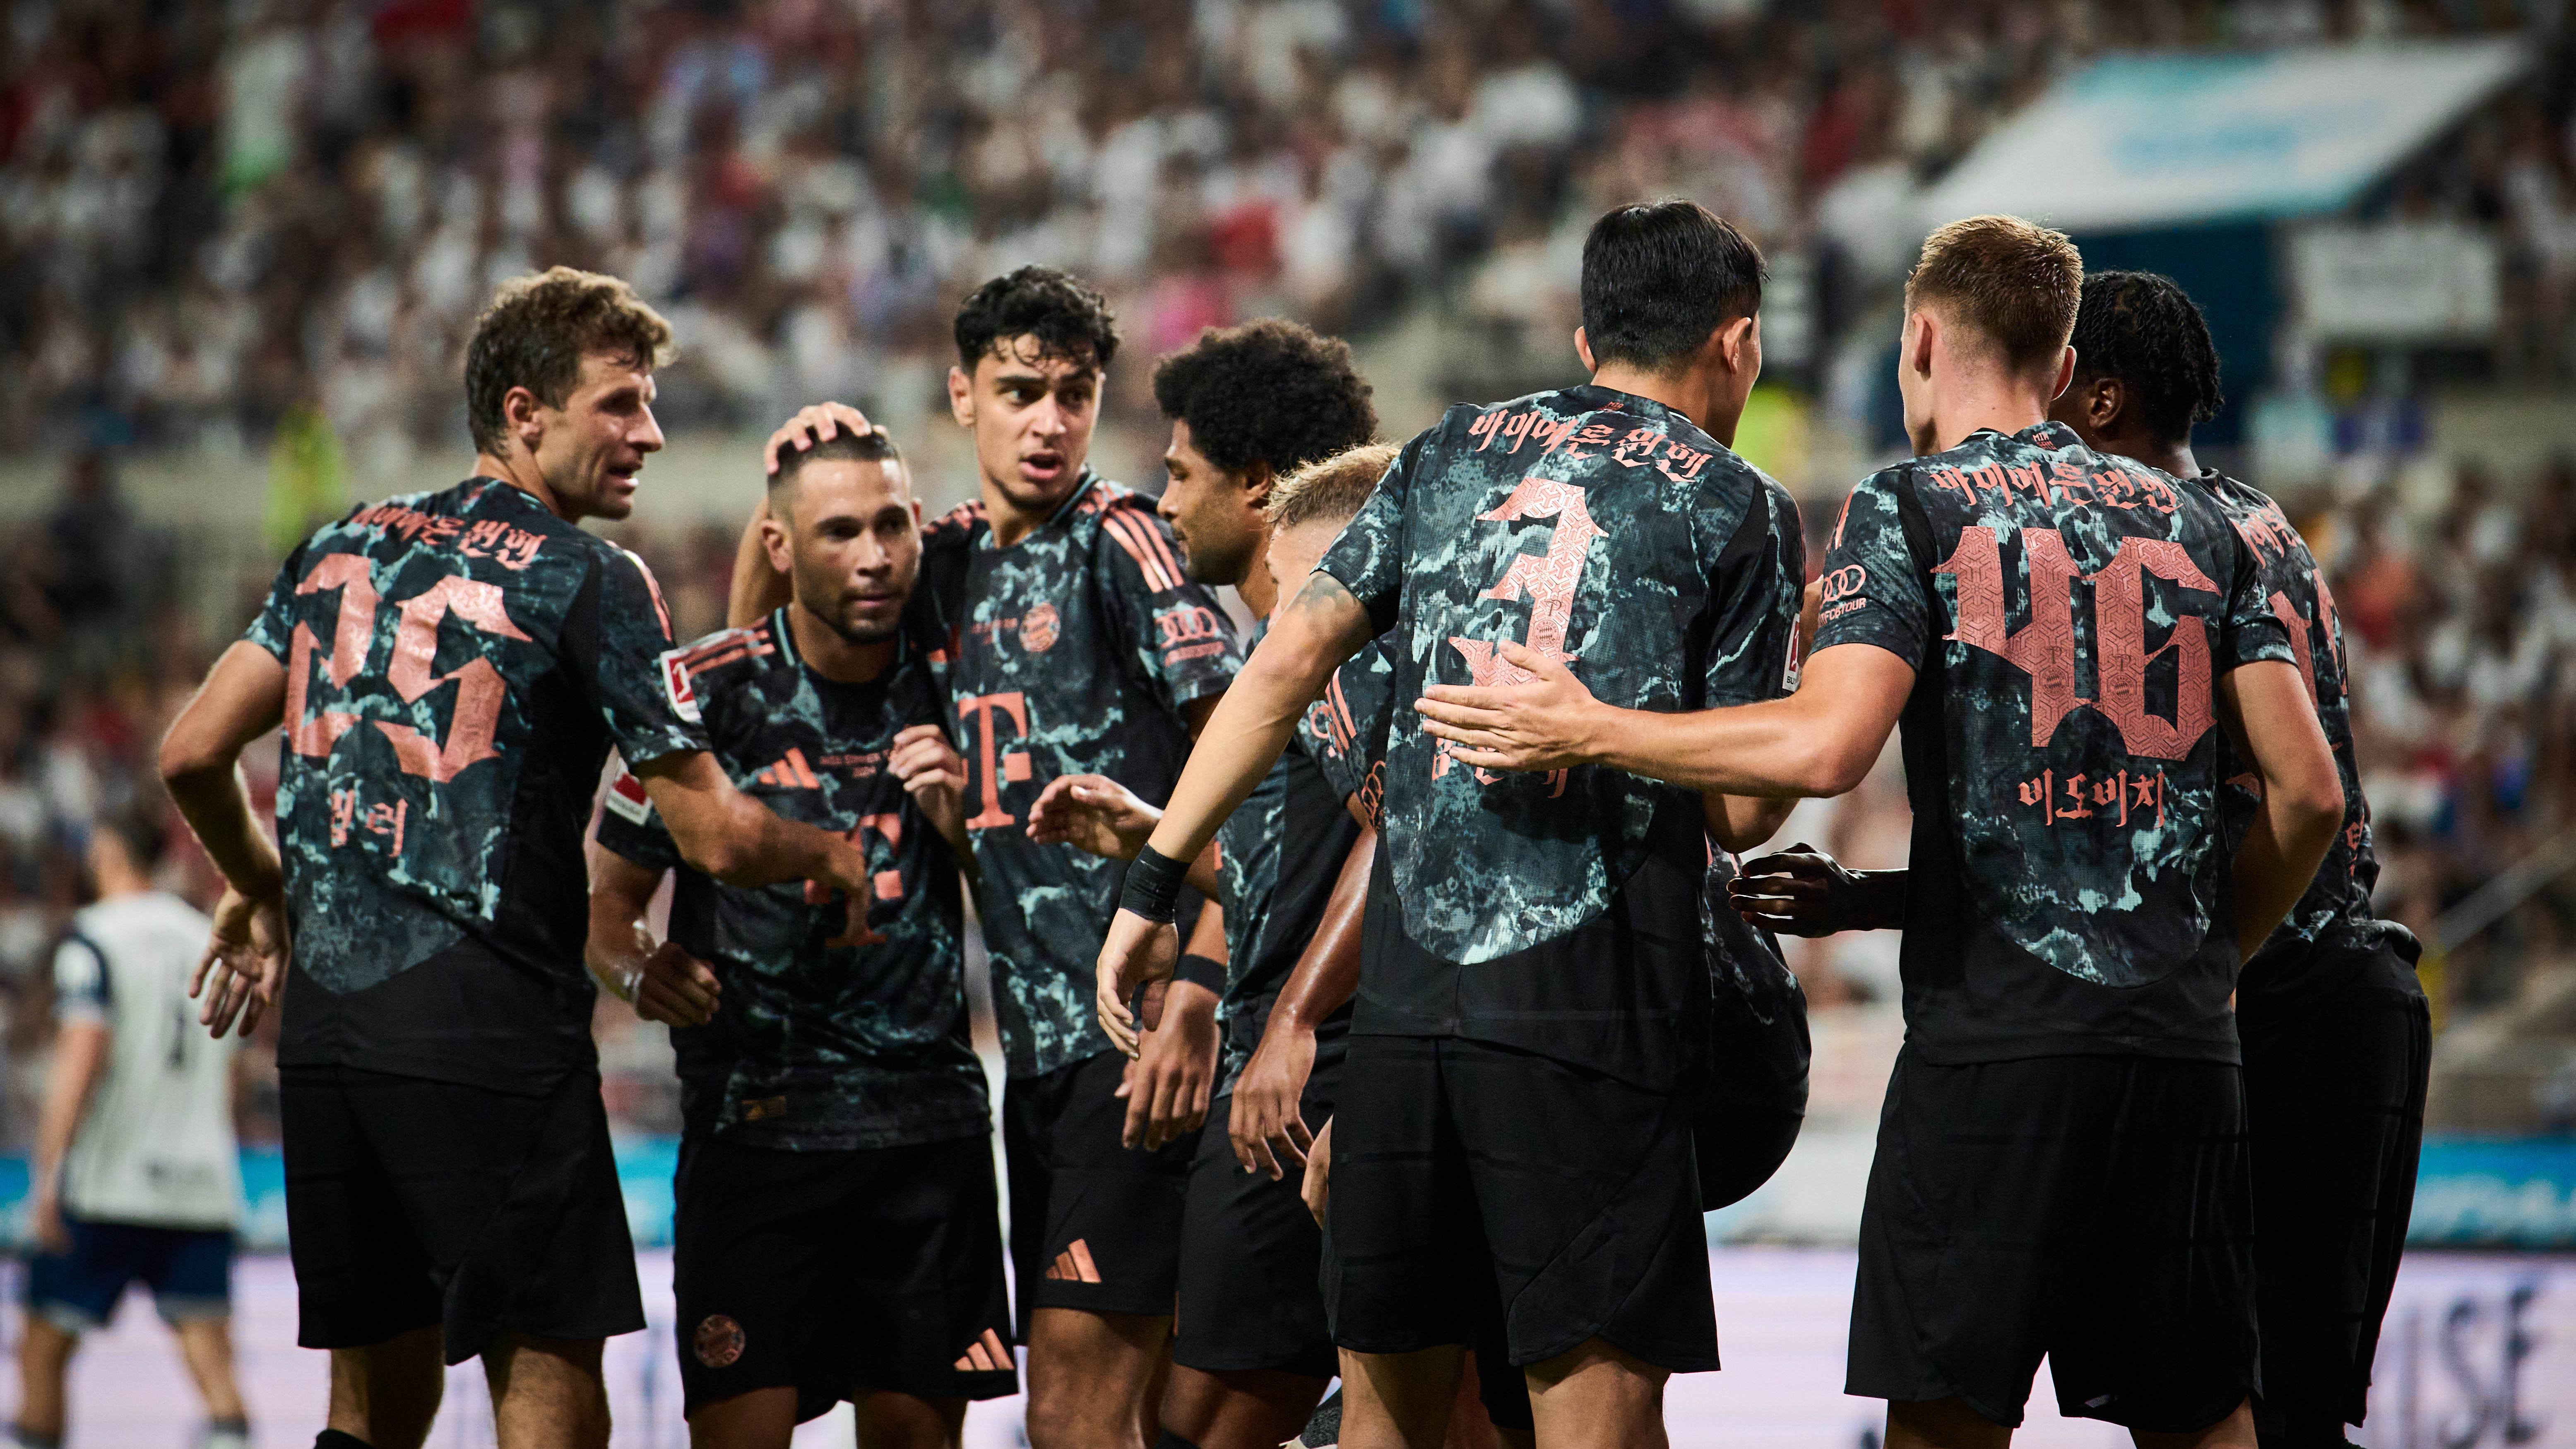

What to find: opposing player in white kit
left=14, top=810, right=249, bottom=1449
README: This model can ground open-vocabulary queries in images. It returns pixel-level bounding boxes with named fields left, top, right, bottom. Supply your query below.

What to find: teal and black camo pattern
left=2199, top=470, right=2415, bottom=1020
left=1814, top=421, right=2293, bottom=1063
left=1317, top=385, right=1804, bottom=965
left=1304, top=638, right=1396, bottom=829
left=594, top=610, right=986, bottom=1151
left=243, top=478, right=704, bottom=1003
left=911, top=473, right=1241, bottom=1079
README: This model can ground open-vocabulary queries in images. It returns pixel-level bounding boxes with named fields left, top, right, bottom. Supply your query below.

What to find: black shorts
left=2242, top=949, right=2429, bottom=1430
left=1174, top=1042, right=1343, bottom=1380
left=1322, top=1033, right=1715, bottom=1374
left=1003, top=1048, right=1193, bottom=1331
left=281, top=1062, right=642, bottom=1364
left=1849, top=1050, right=2257, bottom=1432
left=673, top=1132, right=1017, bottom=1421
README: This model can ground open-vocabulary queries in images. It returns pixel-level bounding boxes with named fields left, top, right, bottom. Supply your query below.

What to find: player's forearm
left=163, top=762, right=284, bottom=901
left=31, top=1027, right=106, bottom=1191
left=1589, top=694, right=1864, bottom=798
left=2230, top=781, right=2343, bottom=961
left=1142, top=579, right=1369, bottom=866
left=1705, top=792, right=1794, bottom=853
left=160, top=644, right=290, bottom=899
left=726, top=499, right=792, bottom=630
left=1270, top=827, right=1372, bottom=1031
left=582, top=869, right=660, bottom=1000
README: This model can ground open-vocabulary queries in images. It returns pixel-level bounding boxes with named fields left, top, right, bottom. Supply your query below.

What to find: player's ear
left=1719, top=314, right=1757, bottom=375
left=1242, top=461, right=1275, bottom=510
left=504, top=384, right=544, bottom=455
left=947, top=365, right=975, bottom=428
left=1573, top=327, right=1596, bottom=373
left=1904, top=310, right=1936, bottom=378
left=2049, top=346, right=2078, bottom=407
left=758, top=495, right=794, bottom=575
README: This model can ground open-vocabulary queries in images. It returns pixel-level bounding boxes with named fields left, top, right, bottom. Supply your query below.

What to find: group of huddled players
left=149, top=198, right=2427, bottom=1449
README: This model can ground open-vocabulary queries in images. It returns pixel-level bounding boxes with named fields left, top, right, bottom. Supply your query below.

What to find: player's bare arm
left=886, top=723, right=973, bottom=864
left=2215, top=659, right=2345, bottom=960
left=1729, top=844, right=1907, bottom=937
left=1094, top=572, right=1374, bottom=1056
left=629, top=748, right=873, bottom=894
left=1121, top=901, right=1225, bottom=1152
left=1230, top=824, right=1372, bottom=1180
left=1417, top=639, right=1914, bottom=803
left=159, top=640, right=291, bottom=1038
left=28, top=1017, right=108, bottom=1254
left=1024, top=774, right=1224, bottom=897
left=583, top=844, right=720, bottom=1028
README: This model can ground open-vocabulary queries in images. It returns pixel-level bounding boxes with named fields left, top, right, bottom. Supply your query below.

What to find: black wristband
left=1121, top=844, right=1191, bottom=925
left=1172, top=953, right=1227, bottom=995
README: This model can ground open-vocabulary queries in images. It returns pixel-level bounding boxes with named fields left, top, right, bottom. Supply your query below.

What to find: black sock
left=1154, top=1432, right=1202, bottom=1449
left=316, top=1432, right=375, bottom=1449
left=13, top=1427, right=63, bottom=1449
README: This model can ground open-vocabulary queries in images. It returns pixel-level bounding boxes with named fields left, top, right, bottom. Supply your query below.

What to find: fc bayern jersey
left=243, top=478, right=707, bottom=1091
left=595, top=610, right=985, bottom=1152
left=1814, top=422, right=2294, bottom=1065
left=1305, top=637, right=1397, bottom=829
left=53, top=893, right=242, bottom=1230
left=2201, top=470, right=2417, bottom=1024
left=1318, top=386, right=1804, bottom=1085
left=911, top=473, right=1241, bottom=1079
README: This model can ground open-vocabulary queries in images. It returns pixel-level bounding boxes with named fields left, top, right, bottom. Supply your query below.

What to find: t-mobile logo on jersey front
left=958, top=692, right=1033, bottom=829
left=1441, top=476, right=1599, bottom=790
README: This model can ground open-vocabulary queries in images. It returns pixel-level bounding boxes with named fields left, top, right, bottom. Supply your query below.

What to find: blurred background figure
left=13, top=809, right=245, bottom=1449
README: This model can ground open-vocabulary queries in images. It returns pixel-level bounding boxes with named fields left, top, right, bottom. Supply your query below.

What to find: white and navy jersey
left=52, top=892, right=242, bottom=1230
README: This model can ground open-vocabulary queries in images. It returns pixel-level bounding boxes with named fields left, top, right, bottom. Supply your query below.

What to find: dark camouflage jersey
left=2200, top=471, right=2420, bottom=1025
left=242, top=478, right=707, bottom=1091
left=1304, top=637, right=1397, bottom=829
left=1814, top=422, right=2294, bottom=1064
left=910, top=473, right=1241, bottom=1079
left=594, top=610, right=986, bottom=1151
left=1318, top=386, right=1805, bottom=1086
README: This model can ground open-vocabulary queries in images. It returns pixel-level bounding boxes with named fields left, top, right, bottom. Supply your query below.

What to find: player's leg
left=853, top=1391, right=970, bottom=1449
left=2132, top=1403, right=2257, bottom=1449
left=150, top=1225, right=250, bottom=1441
left=2242, top=951, right=2429, bottom=1449
left=482, top=1333, right=610, bottom=1449
left=672, top=1135, right=845, bottom=1449
left=836, top=1136, right=1017, bottom=1446
left=688, top=1388, right=800, bottom=1448
left=11, top=1317, right=78, bottom=1447
left=1161, top=1365, right=1327, bottom=1449
left=1025, top=1308, right=1170, bottom=1449
left=1883, top=1399, right=2015, bottom=1449
left=14, top=1213, right=127, bottom=1447
left=1338, top=1347, right=1466, bottom=1449
left=325, top=1329, right=446, bottom=1449
left=1523, top=1338, right=1669, bottom=1449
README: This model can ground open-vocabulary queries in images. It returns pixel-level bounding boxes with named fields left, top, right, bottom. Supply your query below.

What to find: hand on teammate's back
left=888, top=723, right=971, bottom=854
left=761, top=400, right=876, bottom=475
left=1229, top=1023, right=1318, bottom=1180
left=1414, top=640, right=1608, bottom=774
left=1117, top=977, right=1218, bottom=1150
left=190, top=885, right=286, bottom=1039
left=629, top=941, right=721, bottom=1028
left=1025, top=774, right=1159, bottom=860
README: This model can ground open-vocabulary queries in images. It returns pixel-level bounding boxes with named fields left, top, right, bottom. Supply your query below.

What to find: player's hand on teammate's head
left=761, top=401, right=877, bottom=475
left=192, top=885, right=286, bottom=1040
left=1095, top=909, right=1179, bottom=1057
left=1728, top=843, right=1865, bottom=937
left=1414, top=640, right=1607, bottom=774
left=1301, top=1115, right=1334, bottom=1227
left=631, top=941, right=720, bottom=1028
left=1025, top=774, right=1160, bottom=860
left=1118, top=976, right=1218, bottom=1151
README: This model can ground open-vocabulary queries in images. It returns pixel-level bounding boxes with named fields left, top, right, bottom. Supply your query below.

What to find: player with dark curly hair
left=746, top=265, right=1246, bottom=1449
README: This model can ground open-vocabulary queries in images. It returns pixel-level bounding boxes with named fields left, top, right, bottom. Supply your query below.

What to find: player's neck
left=979, top=469, right=1080, bottom=549
left=2134, top=440, right=2199, bottom=479
left=1236, top=527, right=1281, bottom=619
left=1587, top=365, right=1741, bottom=446
left=1916, top=375, right=2054, bottom=457
left=474, top=451, right=572, bottom=521
left=90, top=870, right=149, bottom=901
left=787, top=598, right=896, bottom=685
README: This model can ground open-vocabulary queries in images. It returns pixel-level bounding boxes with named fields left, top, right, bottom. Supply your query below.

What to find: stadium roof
left=1918, top=37, right=2531, bottom=234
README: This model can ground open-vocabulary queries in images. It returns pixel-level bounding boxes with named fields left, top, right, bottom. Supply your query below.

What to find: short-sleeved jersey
left=243, top=478, right=706, bottom=1092
left=594, top=610, right=984, bottom=1151
left=1813, top=422, right=2295, bottom=1065
left=2200, top=471, right=2419, bottom=1025
left=911, top=474, right=1241, bottom=1078
left=1306, top=638, right=1397, bottom=829
left=53, top=894, right=242, bottom=1230
left=1317, top=386, right=1805, bottom=1086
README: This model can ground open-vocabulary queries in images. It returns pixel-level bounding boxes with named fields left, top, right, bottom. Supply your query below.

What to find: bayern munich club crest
left=1019, top=602, right=1061, bottom=654
left=693, top=1314, right=746, bottom=1368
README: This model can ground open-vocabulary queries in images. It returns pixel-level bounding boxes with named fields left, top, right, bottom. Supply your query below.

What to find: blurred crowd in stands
left=2, top=0, right=2572, bottom=467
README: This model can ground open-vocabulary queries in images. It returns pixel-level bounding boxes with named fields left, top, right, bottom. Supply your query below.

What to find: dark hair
left=1904, top=215, right=2083, bottom=374
left=1151, top=319, right=1377, bottom=477
left=1579, top=201, right=1765, bottom=374
left=772, top=428, right=905, bottom=488
left=2070, top=271, right=2223, bottom=446
left=465, top=267, right=675, bottom=455
left=1268, top=442, right=1400, bottom=531
left=94, top=807, right=165, bottom=872
left=953, top=265, right=1120, bottom=375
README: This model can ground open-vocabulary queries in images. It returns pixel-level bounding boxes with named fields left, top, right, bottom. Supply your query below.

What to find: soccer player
left=158, top=268, right=881, bottom=1449
left=1021, top=320, right=1381, bottom=1449
left=1092, top=201, right=1805, bottom=1448
left=1734, top=272, right=2429, bottom=1449
left=750, top=267, right=1243, bottom=1449
left=16, top=811, right=249, bottom=1449
left=1408, top=217, right=2350, bottom=1449
left=587, top=425, right=1012, bottom=1449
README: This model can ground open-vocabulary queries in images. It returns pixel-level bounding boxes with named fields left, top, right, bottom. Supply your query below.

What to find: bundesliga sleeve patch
left=659, top=648, right=702, bottom=724
left=605, top=764, right=654, bottom=824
